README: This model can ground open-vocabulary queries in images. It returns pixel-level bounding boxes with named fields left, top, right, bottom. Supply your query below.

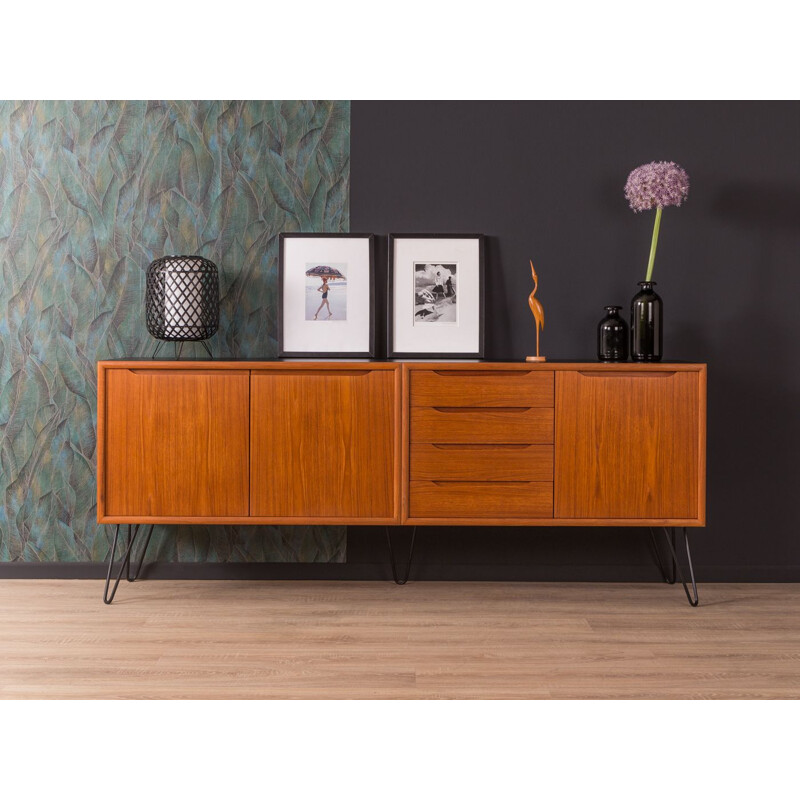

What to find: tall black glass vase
left=630, top=281, right=662, bottom=362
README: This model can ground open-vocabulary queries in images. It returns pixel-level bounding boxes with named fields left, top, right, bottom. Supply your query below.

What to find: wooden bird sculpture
left=526, top=260, right=546, bottom=362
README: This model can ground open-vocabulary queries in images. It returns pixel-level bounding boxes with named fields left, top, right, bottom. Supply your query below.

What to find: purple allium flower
left=624, top=161, right=690, bottom=213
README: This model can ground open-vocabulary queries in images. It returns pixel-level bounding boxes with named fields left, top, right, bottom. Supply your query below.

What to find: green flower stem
left=645, top=206, right=662, bottom=282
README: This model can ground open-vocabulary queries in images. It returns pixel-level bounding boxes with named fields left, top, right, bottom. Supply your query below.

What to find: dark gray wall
left=349, top=100, right=800, bottom=581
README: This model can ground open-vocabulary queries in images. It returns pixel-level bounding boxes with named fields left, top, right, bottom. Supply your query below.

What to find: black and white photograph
left=389, top=234, right=484, bottom=357
left=413, top=263, right=457, bottom=324
left=279, top=233, right=374, bottom=357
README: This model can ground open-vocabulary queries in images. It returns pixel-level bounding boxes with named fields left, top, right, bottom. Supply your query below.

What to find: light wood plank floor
left=1, top=581, right=799, bottom=699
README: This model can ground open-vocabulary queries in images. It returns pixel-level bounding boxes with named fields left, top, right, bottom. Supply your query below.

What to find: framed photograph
left=388, top=233, right=485, bottom=358
left=279, top=233, right=375, bottom=357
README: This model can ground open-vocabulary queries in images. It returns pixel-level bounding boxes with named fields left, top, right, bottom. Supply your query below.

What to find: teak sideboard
left=96, top=360, right=706, bottom=602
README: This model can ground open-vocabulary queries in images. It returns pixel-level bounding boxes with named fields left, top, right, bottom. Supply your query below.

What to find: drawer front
left=411, top=370, right=554, bottom=407
left=411, top=443, right=554, bottom=481
left=410, top=481, right=554, bottom=518
left=411, top=407, right=554, bottom=444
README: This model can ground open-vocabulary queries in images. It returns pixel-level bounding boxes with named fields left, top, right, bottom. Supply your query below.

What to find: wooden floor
left=1, top=580, right=799, bottom=699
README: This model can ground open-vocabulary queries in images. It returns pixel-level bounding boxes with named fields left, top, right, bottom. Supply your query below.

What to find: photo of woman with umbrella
left=279, top=233, right=375, bottom=358
left=314, top=276, right=333, bottom=319
left=305, top=264, right=347, bottom=321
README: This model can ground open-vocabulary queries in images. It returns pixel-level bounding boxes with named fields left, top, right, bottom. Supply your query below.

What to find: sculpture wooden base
left=526, top=356, right=547, bottom=362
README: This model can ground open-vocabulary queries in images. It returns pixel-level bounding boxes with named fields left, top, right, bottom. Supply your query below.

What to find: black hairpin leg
left=386, top=526, right=417, bottom=585
left=128, top=524, right=155, bottom=582
left=151, top=340, right=165, bottom=359
left=199, top=340, right=213, bottom=358
left=649, top=527, right=676, bottom=584
left=176, top=341, right=184, bottom=359
left=104, top=524, right=140, bottom=604
left=103, top=523, right=155, bottom=604
left=652, top=526, right=699, bottom=607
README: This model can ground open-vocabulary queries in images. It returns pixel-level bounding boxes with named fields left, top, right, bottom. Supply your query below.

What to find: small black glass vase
left=597, top=306, right=629, bottom=361
left=630, top=281, right=663, bottom=362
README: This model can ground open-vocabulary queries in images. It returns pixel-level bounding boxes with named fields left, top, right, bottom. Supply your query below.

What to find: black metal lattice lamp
left=146, top=255, right=219, bottom=358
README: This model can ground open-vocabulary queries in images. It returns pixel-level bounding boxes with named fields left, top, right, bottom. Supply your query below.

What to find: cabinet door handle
left=578, top=370, right=676, bottom=378
left=127, top=369, right=246, bottom=376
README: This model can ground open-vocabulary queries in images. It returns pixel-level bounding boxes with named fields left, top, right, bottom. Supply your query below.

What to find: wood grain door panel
left=555, top=370, right=700, bottom=519
left=104, top=369, right=249, bottom=517
left=411, top=407, right=554, bottom=444
left=410, top=444, right=554, bottom=481
left=250, top=369, right=397, bottom=519
left=410, top=370, right=554, bottom=407
left=410, top=481, right=554, bottom=518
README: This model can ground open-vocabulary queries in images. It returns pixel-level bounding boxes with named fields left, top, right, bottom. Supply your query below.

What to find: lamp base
left=151, top=339, right=213, bottom=359
left=525, top=356, right=547, bottom=362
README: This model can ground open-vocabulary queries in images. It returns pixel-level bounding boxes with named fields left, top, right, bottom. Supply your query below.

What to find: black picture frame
left=387, top=233, right=485, bottom=359
left=278, top=232, right=376, bottom=358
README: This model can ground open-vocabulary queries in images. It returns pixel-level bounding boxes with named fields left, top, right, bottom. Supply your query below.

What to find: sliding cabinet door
left=250, top=368, right=398, bottom=521
left=103, top=368, right=250, bottom=518
left=555, top=369, right=702, bottom=520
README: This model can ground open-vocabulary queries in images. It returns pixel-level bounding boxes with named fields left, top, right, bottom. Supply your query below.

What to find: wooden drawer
left=410, top=481, right=554, bottom=518
left=411, top=369, right=554, bottom=407
left=411, top=407, right=554, bottom=444
left=411, top=443, right=553, bottom=481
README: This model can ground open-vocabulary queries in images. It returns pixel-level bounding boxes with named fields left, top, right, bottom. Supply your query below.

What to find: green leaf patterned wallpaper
left=0, top=100, right=349, bottom=563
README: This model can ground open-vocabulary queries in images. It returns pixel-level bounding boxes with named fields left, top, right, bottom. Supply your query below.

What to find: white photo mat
left=391, top=236, right=483, bottom=355
left=281, top=236, right=373, bottom=355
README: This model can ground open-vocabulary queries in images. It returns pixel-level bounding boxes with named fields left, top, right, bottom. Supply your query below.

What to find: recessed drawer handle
left=432, top=406, right=532, bottom=413
left=431, top=480, right=532, bottom=486
left=258, top=370, right=373, bottom=377
left=578, top=370, right=676, bottom=378
left=433, top=370, right=532, bottom=377
left=431, top=443, right=532, bottom=450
